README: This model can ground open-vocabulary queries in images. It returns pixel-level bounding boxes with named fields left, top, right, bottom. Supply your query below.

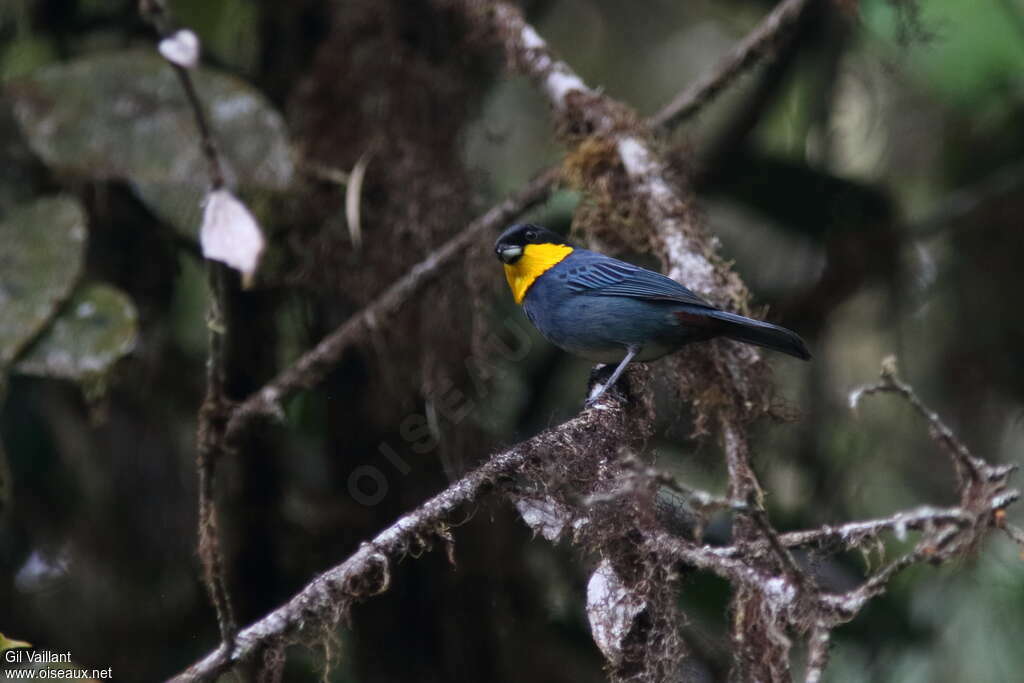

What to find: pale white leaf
left=514, top=497, right=571, bottom=542
left=586, top=560, right=646, bottom=664
left=199, top=189, right=265, bottom=288
left=158, top=29, right=201, bottom=69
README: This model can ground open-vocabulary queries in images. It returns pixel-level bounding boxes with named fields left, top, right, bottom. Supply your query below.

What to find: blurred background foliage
left=1, top=0, right=1023, bottom=681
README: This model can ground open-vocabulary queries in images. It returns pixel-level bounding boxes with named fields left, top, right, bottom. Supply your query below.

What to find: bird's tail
left=705, top=310, right=811, bottom=360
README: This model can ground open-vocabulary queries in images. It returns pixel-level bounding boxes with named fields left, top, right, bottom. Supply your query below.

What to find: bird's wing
left=565, top=252, right=713, bottom=307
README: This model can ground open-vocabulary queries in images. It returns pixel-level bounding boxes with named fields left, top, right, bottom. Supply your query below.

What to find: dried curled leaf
left=0, top=195, right=87, bottom=368
left=345, top=152, right=371, bottom=249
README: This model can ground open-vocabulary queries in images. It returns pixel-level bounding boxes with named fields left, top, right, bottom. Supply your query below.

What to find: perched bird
left=494, top=223, right=810, bottom=402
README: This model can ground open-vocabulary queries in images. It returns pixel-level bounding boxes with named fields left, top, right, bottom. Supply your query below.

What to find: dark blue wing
left=564, top=250, right=712, bottom=308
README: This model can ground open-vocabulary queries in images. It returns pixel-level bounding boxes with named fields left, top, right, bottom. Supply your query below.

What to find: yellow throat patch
left=503, top=243, right=574, bottom=304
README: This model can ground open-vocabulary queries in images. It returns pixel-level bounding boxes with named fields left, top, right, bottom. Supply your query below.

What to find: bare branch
left=650, top=0, right=816, bottom=130
left=850, top=355, right=1017, bottom=496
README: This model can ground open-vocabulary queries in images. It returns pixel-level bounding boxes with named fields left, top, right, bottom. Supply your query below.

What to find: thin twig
left=650, top=0, right=816, bottom=129
left=141, top=0, right=236, bottom=646
left=139, top=0, right=224, bottom=189
left=850, top=356, right=991, bottom=488
left=777, top=505, right=970, bottom=550
left=820, top=548, right=924, bottom=620
left=722, top=418, right=815, bottom=609
left=170, top=67, right=225, bottom=189
left=750, top=505, right=813, bottom=592
left=194, top=265, right=238, bottom=645
left=702, top=495, right=1018, bottom=561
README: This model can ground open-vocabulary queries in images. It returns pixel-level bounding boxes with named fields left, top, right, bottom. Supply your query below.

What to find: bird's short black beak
left=496, top=244, right=523, bottom=265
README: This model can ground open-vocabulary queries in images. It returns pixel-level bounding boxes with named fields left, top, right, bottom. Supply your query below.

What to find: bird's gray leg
left=587, top=345, right=640, bottom=405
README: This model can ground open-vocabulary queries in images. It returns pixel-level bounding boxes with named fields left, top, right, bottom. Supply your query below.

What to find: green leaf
left=864, top=0, right=1024, bottom=107
left=0, top=195, right=87, bottom=368
left=0, top=632, right=31, bottom=651
left=15, top=283, right=138, bottom=382
left=6, top=50, right=293, bottom=234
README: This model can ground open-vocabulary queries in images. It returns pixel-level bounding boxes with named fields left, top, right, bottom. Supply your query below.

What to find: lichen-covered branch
left=172, top=389, right=634, bottom=682
left=479, top=0, right=734, bottom=296
left=175, top=354, right=1021, bottom=683
left=658, top=359, right=1018, bottom=679
left=775, top=500, right=1015, bottom=552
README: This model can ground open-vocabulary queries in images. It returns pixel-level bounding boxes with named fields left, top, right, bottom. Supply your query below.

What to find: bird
left=494, top=223, right=810, bottom=402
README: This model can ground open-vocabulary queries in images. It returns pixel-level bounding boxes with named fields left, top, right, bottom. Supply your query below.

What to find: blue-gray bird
left=494, top=224, right=810, bottom=401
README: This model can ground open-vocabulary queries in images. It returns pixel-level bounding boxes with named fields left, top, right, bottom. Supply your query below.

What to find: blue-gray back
left=520, top=249, right=714, bottom=361
left=554, top=249, right=710, bottom=306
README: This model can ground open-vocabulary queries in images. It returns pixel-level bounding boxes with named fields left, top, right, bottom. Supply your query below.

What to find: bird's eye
left=525, top=229, right=537, bottom=241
